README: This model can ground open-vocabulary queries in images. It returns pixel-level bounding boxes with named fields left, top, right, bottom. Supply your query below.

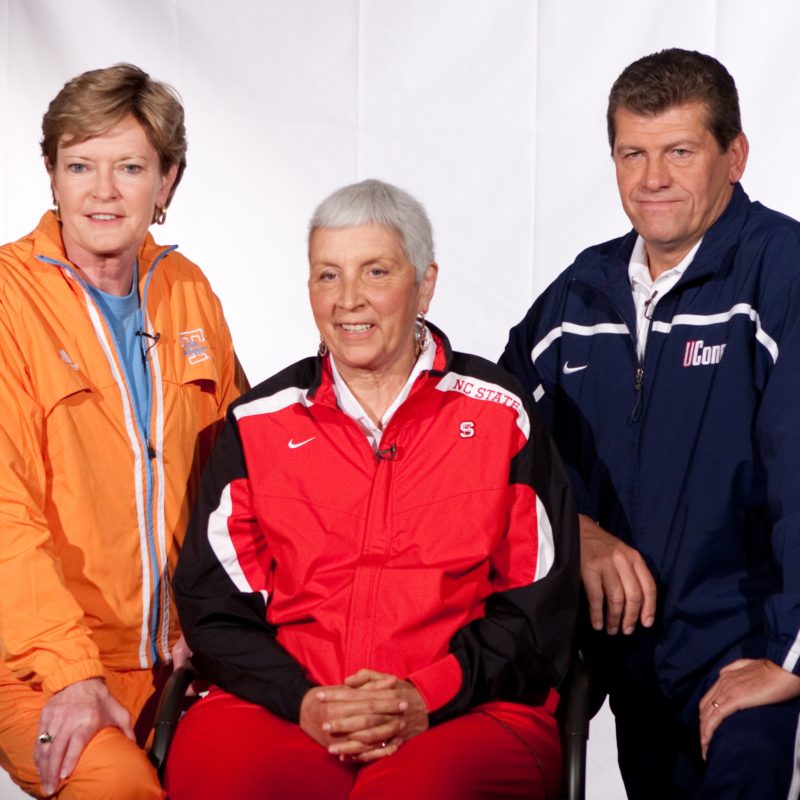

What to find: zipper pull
left=147, top=440, right=156, bottom=459
left=629, top=368, right=644, bottom=423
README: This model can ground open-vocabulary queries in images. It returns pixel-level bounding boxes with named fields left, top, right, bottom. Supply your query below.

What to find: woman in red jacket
left=167, top=179, right=578, bottom=799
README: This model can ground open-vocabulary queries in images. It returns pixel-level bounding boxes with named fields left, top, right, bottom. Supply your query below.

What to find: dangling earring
left=414, top=313, right=430, bottom=359
left=153, top=206, right=167, bottom=225
left=318, top=336, right=328, bottom=357
left=53, top=204, right=61, bottom=222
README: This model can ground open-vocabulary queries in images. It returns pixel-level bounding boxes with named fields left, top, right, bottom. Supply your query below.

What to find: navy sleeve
left=755, top=274, right=800, bottom=676
left=499, top=277, right=596, bottom=518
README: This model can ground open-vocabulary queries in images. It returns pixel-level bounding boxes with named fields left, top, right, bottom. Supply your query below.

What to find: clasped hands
left=300, top=668, right=429, bottom=763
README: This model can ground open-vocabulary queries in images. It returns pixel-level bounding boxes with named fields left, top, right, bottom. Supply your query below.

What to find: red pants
left=165, top=688, right=561, bottom=800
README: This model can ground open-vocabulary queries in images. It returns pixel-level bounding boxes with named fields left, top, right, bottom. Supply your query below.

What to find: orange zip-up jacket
left=0, top=211, right=246, bottom=695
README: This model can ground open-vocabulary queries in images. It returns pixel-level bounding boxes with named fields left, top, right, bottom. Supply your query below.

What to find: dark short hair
left=41, top=63, right=187, bottom=206
left=607, top=48, right=742, bottom=153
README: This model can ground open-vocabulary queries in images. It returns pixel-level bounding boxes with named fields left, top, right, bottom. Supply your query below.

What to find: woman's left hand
left=300, top=679, right=410, bottom=758
left=699, top=658, right=800, bottom=759
left=328, top=669, right=429, bottom=762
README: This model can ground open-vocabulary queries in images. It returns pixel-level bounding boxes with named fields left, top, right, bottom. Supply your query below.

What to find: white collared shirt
left=628, top=235, right=701, bottom=361
left=329, top=335, right=436, bottom=451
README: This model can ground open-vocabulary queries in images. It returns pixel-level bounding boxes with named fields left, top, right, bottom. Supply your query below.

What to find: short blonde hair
left=41, top=63, right=187, bottom=206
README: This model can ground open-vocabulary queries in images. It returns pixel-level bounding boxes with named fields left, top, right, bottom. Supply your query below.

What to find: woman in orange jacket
left=0, top=64, right=246, bottom=799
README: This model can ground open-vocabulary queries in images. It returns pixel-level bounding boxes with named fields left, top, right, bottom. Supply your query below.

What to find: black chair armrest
left=560, top=649, right=592, bottom=800
left=148, top=663, right=200, bottom=778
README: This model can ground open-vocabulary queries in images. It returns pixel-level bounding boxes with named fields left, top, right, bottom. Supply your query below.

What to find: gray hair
left=309, top=179, right=435, bottom=281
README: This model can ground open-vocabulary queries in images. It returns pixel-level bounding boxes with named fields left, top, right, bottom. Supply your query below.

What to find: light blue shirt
left=87, top=266, right=150, bottom=435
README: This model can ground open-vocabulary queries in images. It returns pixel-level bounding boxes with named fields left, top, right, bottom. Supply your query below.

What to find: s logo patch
left=459, top=421, right=475, bottom=439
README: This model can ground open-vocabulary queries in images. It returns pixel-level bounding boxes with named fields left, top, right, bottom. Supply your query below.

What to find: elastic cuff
left=768, top=640, right=800, bottom=675
left=407, top=654, right=462, bottom=713
left=42, top=660, right=107, bottom=697
left=274, top=675, right=319, bottom=723
left=575, top=501, right=596, bottom=519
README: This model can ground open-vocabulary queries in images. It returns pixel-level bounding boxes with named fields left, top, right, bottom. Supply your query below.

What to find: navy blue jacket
left=501, top=184, right=800, bottom=704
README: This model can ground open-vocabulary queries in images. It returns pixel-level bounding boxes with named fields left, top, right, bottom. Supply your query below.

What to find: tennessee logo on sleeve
left=179, top=328, right=211, bottom=364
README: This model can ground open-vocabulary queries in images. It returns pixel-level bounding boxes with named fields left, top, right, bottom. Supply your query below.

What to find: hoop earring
left=414, top=313, right=430, bottom=359
left=318, top=336, right=328, bottom=357
left=153, top=206, right=167, bottom=225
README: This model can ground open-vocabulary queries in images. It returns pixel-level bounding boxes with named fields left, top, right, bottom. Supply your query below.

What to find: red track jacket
left=175, top=326, right=578, bottom=723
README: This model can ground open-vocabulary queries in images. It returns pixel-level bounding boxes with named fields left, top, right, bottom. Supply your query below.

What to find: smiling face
left=613, top=102, right=748, bottom=275
left=308, top=224, right=437, bottom=381
left=48, top=114, right=177, bottom=276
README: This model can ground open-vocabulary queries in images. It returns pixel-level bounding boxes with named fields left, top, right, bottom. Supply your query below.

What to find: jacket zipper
left=138, top=247, right=177, bottom=663
left=630, top=365, right=644, bottom=423
left=39, top=250, right=174, bottom=665
left=341, top=425, right=395, bottom=676
left=628, top=288, right=661, bottom=423
left=571, top=275, right=644, bottom=424
left=82, top=272, right=161, bottom=663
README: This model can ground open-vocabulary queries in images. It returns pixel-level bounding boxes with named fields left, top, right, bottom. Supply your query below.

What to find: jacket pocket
left=38, top=346, right=93, bottom=417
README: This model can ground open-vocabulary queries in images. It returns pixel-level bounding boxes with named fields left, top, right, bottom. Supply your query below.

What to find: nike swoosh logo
left=563, top=362, right=588, bottom=375
left=288, top=437, right=316, bottom=449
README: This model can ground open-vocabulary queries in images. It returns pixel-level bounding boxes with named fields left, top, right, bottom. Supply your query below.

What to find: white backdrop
left=2, top=1, right=799, bottom=797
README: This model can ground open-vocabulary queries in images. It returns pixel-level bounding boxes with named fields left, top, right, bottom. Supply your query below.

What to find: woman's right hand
left=343, top=670, right=429, bottom=761
left=300, top=682, right=409, bottom=759
left=300, top=669, right=430, bottom=762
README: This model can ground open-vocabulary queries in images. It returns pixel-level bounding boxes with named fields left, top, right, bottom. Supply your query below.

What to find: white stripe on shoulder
left=234, top=386, right=313, bottom=421
left=531, top=322, right=629, bottom=363
left=650, top=303, right=779, bottom=362
left=533, top=495, right=555, bottom=581
left=782, top=632, right=800, bottom=674
left=435, top=372, right=530, bottom=438
left=208, top=483, right=268, bottom=603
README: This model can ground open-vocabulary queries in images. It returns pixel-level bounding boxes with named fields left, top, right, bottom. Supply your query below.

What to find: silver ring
left=712, top=700, right=720, bottom=710
left=379, top=740, right=389, bottom=748
left=37, top=731, right=54, bottom=745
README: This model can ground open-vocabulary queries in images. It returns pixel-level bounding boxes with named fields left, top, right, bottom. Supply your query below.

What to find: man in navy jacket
left=502, top=48, right=800, bottom=798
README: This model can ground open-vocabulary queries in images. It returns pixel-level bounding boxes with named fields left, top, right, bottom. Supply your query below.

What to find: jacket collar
left=32, top=209, right=175, bottom=292
left=572, top=182, right=752, bottom=298
left=31, top=210, right=73, bottom=263
left=677, top=182, right=750, bottom=285
left=425, top=320, right=452, bottom=374
left=308, top=320, right=453, bottom=406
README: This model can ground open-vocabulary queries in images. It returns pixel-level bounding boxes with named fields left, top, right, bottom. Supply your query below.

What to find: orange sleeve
left=207, top=280, right=249, bottom=417
left=0, top=297, right=105, bottom=695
